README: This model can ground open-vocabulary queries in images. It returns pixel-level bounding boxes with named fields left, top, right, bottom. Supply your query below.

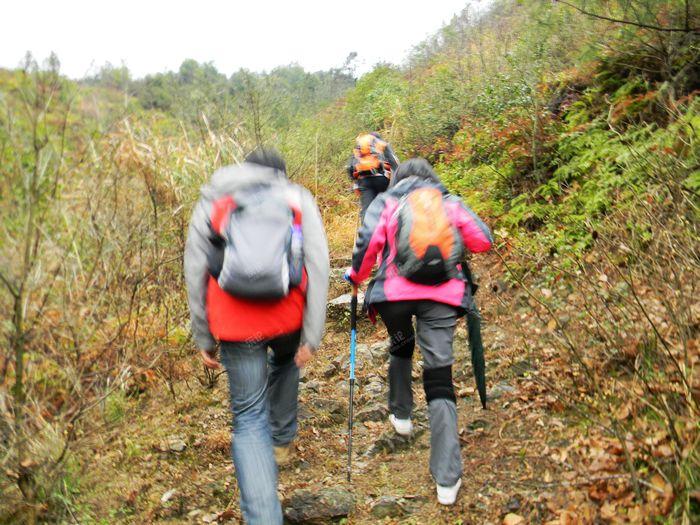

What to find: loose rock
left=505, top=495, right=522, bottom=513
left=327, top=292, right=365, bottom=319
left=321, top=364, right=337, bottom=378
left=363, top=379, right=385, bottom=398
left=488, top=383, right=516, bottom=400
left=283, top=487, right=355, bottom=524
left=371, top=496, right=408, bottom=519
left=310, top=398, right=346, bottom=425
left=160, top=435, right=187, bottom=453
left=356, top=403, right=389, bottom=422
left=301, top=380, right=320, bottom=393
left=297, top=405, right=313, bottom=422
left=332, top=354, right=349, bottom=371
left=366, top=427, right=427, bottom=457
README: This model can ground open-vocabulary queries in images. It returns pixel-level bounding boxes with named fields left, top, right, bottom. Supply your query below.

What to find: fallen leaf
left=653, top=444, right=673, bottom=458
left=615, top=402, right=631, bottom=420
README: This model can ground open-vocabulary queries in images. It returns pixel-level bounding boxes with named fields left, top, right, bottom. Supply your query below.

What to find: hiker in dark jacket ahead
left=345, top=158, right=492, bottom=505
left=346, top=132, right=399, bottom=219
left=184, top=148, right=330, bottom=524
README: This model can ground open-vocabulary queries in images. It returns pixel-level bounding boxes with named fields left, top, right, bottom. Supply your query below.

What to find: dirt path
left=77, top=254, right=581, bottom=524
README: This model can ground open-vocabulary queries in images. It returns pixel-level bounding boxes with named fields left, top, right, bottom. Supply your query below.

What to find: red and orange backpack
left=352, top=133, right=389, bottom=178
left=394, top=187, right=463, bottom=284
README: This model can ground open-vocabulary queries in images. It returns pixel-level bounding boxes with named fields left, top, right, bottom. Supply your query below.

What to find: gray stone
left=310, top=398, right=347, bottom=425
left=371, top=496, right=408, bottom=519
left=163, top=435, right=186, bottom=453
left=510, top=359, right=534, bottom=377
left=370, top=339, right=390, bottom=354
left=327, top=292, right=365, bottom=319
left=355, top=343, right=372, bottom=363
left=491, top=279, right=508, bottom=294
left=283, top=487, right=355, bottom=524
left=332, top=354, right=349, bottom=371
left=488, top=383, right=516, bottom=400
left=356, top=404, right=389, bottom=423
left=412, top=408, right=429, bottom=425
left=321, top=364, right=337, bottom=379
left=506, top=495, right=522, bottom=513
left=363, top=380, right=385, bottom=398
left=365, top=427, right=427, bottom=457
left=301, top=380, right=320, bottom=393
left=298, top=405, right=313, bottom=422
left=337, top=379, right=355, bottom=394
left=328, top=292, right=364, bottom=307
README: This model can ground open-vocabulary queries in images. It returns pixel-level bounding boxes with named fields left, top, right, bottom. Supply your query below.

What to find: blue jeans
left=220, top=331, right=300, bottom=525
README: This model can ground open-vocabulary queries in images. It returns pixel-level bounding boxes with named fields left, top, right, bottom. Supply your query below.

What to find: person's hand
left=200, top=348, right=220, bottom=369
left=294, top=344, right=314, bottom=369
left=343, top=269, right=355, bottom=284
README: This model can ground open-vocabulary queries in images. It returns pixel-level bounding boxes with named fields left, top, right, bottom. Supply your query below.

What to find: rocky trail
left=75, top=254, right=627, bottom=524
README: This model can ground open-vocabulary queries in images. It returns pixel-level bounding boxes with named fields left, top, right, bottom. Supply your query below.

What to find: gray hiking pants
left=374, top=300, right=462, bottom=486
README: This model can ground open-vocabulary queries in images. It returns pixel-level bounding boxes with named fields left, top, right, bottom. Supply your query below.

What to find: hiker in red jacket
left=184, top=148, right=330, bottom=524
left=345, top=158, right=493, bottom=505
left=346, top=132, right=399, bottom=219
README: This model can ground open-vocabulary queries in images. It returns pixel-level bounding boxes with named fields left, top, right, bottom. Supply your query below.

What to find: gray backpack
left=217, top=183, right=303, bottom=299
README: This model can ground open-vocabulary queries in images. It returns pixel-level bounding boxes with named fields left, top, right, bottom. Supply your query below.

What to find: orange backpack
left=394, top=187, right=463, bottom=284
left=353, top=133, right=388, bottom=177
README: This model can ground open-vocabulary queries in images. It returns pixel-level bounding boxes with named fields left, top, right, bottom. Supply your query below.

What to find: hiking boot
left=436, top=478, right=462, bottom=505
left=274, top=443, right=293, bottom=467
left=389, top=414, right=413, bottom=436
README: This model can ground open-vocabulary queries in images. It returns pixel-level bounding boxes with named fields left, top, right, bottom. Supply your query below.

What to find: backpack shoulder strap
left=210, top=195, right=236, bottom=235
left=285, top=184, right=303, bottom=226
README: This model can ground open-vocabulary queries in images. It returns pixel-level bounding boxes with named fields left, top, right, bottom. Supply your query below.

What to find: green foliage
left=345, top=65, right=407, bottom=132
left=1, top=1, right=698, bottom=521
left=104, top=390, right=129, bottom=424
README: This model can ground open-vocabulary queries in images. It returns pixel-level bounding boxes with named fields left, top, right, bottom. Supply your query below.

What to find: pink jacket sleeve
left=450, top=199, right=493, bottom=253
left=349, top=199, right=390, bottom=284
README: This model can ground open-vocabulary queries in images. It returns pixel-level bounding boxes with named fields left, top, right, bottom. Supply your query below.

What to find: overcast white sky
left=1, top=0, right=481, bottom=79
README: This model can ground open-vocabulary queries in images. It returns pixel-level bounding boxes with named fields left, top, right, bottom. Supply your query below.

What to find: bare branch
left=555, top=0, right=699, bottom=33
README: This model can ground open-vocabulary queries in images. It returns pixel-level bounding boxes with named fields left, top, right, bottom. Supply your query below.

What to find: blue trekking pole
left=347, top=283, right=358, bottom=482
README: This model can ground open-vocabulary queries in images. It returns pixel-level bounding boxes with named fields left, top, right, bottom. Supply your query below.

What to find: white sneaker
left=389, top=414, right=413, bottom=436
left=436, top=478, right=462, bottom=505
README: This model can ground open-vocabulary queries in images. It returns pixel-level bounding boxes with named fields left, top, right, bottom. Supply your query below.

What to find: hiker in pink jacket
left=345, top=158, right=492, bottom=505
